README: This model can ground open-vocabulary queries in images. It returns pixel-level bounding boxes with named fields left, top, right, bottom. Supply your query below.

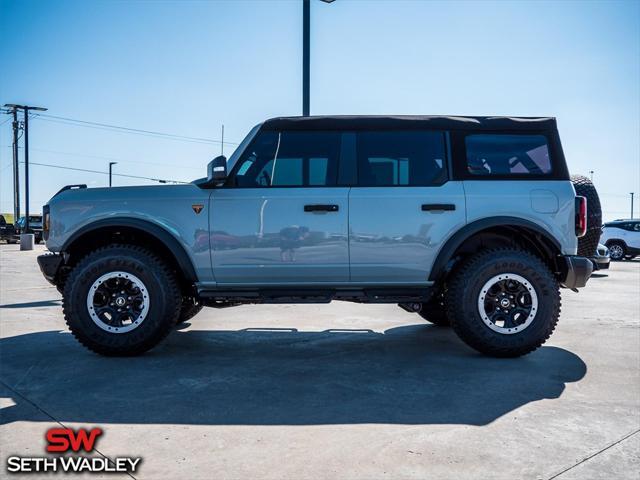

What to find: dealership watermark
left=6, top=427, right=142, bottom=474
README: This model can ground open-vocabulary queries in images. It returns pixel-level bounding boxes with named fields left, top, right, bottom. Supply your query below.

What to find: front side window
left=232, top=131, right=340, bottom=187
left=357, top=131, right=447, bottom=186
left=465, top=134, right=551, bottom=176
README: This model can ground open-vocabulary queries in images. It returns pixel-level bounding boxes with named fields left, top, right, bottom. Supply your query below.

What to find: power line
left=3, top=144, right=202, bottom=171
left=21, top=161, right=188, bottom=184
left=31, top=113, right=239, bottom=146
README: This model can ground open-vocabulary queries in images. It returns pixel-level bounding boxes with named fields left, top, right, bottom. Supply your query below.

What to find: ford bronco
left=37, top=115, right=593, bottom=357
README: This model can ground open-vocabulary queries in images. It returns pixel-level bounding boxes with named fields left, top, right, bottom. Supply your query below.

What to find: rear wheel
left=607, top=242, right=626, bottom=261
left=445, top=248, right=560, bottom=357
left=62, top=244, right=181, bottom=356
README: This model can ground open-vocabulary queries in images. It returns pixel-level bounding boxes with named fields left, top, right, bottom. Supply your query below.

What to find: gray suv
left=37, top=115, right=593, bottom=357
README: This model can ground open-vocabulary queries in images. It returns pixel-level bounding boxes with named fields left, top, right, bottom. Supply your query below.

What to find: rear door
left=210, top=130, right=350, bottom=285
left=348, top=130, right=466, bottom=284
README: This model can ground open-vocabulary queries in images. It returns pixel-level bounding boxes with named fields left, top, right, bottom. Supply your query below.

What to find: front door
left=210, top=130, right=349, bottom=285
left=348, top=130, right=466, bottom=284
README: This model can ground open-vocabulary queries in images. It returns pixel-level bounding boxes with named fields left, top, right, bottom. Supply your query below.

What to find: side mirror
left=207, top=155, right=227, bottom=184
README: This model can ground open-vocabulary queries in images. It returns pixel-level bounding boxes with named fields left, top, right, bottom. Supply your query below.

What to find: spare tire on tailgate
left=571, top=174, right=602, bottom=257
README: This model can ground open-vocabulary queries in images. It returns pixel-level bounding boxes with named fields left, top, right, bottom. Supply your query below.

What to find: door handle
left=304, top=204, right=339, bottom=212
left=422, top=203, right=456, bottom=211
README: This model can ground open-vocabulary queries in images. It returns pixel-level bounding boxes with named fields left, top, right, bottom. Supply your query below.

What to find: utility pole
left=221, top=124, right=225, bottom=156
left=4, top=104, right=48, bottom=244
left=10, top=107, right=21, bottom=222
left=631, top=192, right=635, bottom=219
left=109, top=162, right=117, bottom=187
left=589, top=170, right=594, bottom=182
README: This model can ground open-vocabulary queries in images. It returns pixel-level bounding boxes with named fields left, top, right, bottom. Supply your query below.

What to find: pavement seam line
left=0, top=379, right=137, bottom=480
left=547, top=428, right=640, bottom=479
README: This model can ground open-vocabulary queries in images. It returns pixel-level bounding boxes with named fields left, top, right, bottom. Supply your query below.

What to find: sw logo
left=192, top=204, right=204, bottom=214
left=6, top=427, right=142, bottom=474
left=46, top=427, right=103, bottom=452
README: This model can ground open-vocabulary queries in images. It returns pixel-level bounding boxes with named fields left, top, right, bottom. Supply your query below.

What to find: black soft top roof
left=262, top=115, right=558, bottom=132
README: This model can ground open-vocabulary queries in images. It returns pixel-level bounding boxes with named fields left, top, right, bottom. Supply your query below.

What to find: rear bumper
left=560, top=255, right=593, bottom=289
left=37, top=254, right=63, bottom=285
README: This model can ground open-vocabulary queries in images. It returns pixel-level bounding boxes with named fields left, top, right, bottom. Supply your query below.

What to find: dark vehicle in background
left=0, top=215, right=17, bottom=244
left=14, top=215, right=44, bottom=244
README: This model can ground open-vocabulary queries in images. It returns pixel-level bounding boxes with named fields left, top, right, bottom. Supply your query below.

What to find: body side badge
left=192, top=204, right=204, bottom=214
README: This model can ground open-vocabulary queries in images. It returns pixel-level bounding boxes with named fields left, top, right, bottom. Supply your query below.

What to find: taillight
left=575, top=196, right=587, bottom=237
left=43, top=205, right=50, bottom=241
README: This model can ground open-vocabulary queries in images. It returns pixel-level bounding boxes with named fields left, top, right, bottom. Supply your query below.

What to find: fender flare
left=61, top=217, right=198, bottom=283
left=428, top=216, right=562, bottom=282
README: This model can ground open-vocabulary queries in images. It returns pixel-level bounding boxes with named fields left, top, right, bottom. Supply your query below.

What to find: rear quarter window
left=465, top=134, right=551, bottom=176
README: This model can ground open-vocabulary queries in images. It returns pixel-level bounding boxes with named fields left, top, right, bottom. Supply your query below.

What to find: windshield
left=225, top=124, right=262, bottom=173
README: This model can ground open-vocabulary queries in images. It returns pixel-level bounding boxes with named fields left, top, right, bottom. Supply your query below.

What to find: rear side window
left=232, top=131, right=340, bottom=187
left=465, top=134, right=551, bottom=176
left=357, top=131, right=447, bottom=186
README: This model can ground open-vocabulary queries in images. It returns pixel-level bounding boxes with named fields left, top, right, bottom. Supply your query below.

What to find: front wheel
left=62, top=245, right=182, bottom=356
left=445, top=248, right=560, bottom=357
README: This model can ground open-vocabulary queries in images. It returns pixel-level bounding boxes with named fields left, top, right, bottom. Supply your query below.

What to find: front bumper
left=560, top=255, right=593, bottom=289
left=37, top=253, right=63, bottom=285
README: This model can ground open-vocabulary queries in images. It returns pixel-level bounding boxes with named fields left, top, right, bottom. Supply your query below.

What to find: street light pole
left=302, top=0, right=310, bottom=116
left=109, top=162, right=117, bottom=187
left=631, top=192, right=635, bottom=219
left=302, top=0, right=334, bottom=116
left=24, top=109, right=30, bottom=233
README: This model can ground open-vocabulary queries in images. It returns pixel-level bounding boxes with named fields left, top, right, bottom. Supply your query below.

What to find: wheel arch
left=604, top=238, right=626, bottom=246
left=428, top=217, right=563, bottom=282
left=61, top=218, right=198, bottom=287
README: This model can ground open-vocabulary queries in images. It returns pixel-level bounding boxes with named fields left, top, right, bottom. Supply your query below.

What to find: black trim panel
left=61, top=218, right=198, bottom=282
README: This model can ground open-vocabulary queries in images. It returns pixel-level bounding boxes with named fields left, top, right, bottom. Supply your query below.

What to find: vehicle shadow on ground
left=0, top=325, right=586, bottom=426
left=0, top=299, right=61, bottom=309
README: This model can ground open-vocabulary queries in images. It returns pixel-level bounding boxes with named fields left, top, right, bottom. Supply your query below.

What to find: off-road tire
left=62, top=244, right=181, bottom=356
left=445, top=248, right=561, bottom=357
left=418, top=292, right=450, bottom=326
left=571, top=175, right=602, bottom=257
left=606, top=241, right=626, bottom=261
left=177, top=298, right=203, bottom=324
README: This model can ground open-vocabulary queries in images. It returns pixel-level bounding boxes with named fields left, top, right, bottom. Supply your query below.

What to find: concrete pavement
left=1, top=244, right=638, bottom=479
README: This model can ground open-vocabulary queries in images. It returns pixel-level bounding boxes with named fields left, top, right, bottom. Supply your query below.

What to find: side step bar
left=199, top=287, right=433, bottom=306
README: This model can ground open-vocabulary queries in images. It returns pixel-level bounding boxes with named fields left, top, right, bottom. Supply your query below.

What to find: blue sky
left=1, top=0, right=638, bottom=220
